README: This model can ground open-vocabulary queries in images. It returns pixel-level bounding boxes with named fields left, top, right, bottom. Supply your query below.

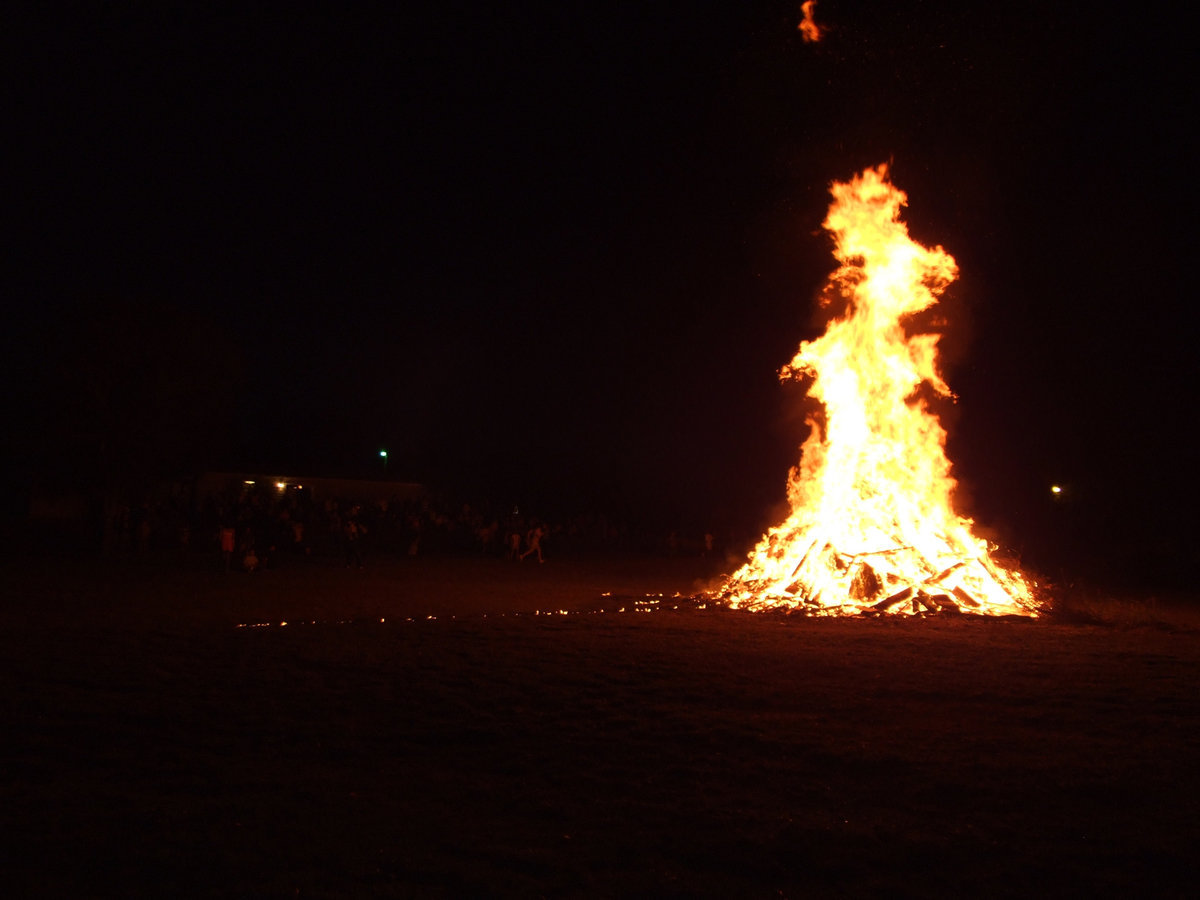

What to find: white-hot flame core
left=722, top=165, right=1037, bottom=616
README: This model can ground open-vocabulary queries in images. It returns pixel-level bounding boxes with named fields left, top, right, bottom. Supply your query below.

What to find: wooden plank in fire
left=867, top=561, right=967, bottom=614
left=787, top=538, right=825, bottom=581
left=924, top=592, right=961, bottom=613
left=844, top=545, right=914, bottom=560
left=951, top=586, right=980, bottom=608
left=871, top=585, right=914, bottom=612
left=913, top=590, right=940, bottom=613
left=922, top=560, right=966, bottom=587
left=848, top=560, right=883, bottom=601
left=979, top=554, right=1016, bottom=590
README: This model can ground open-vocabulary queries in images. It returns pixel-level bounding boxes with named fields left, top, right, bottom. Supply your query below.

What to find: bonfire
left=718, top=165, right=1039, bottom=617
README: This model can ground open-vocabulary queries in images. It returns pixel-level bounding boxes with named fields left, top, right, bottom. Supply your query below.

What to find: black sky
left=9, top=1, right=1195, bottom=584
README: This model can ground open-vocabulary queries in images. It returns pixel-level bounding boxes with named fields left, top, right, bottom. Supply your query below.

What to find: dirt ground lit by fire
left=3, top=555, right=1198, bottom=897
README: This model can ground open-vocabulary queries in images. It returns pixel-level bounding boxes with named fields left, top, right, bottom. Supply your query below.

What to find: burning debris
left=716, top=165, right=1039, bottom=617
left=798, top=1, right=825, bottom=43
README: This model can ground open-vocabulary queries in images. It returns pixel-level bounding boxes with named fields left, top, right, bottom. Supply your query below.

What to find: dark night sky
left=8, top=2, right=1195, bottom=583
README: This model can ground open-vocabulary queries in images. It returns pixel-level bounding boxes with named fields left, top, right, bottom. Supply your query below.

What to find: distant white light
left=244, top=480, right=255, bottom=485
left=276, top=481, right=287, bottom=490
left=1050, top=485, right=1062, bottom=495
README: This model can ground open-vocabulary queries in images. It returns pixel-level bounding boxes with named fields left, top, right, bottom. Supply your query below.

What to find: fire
left=718, top=165, right=1038, bottom=617
left=798, top=1, right=824, bottom=43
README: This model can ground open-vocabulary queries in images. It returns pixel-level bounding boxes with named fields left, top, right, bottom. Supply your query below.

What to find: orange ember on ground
left=719, top=165, right=1038, bottom=617
left=798, top=1, right=824, bottom=43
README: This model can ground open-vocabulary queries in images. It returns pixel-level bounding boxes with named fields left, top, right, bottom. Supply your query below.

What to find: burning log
left=926, top=593, right=961, bottom=614
left=912, top=591, right=937, bottom=614
left=847, top=546, right=914, bottom=560
left=849, top=562, right=883, bottom=601
left=951, top=586, right=979, bottom=609
left=923, top=561, right=966, bottom=588
left=872, top=586, right=914, bottom=612
left=794, top=540, right=827, bottom=578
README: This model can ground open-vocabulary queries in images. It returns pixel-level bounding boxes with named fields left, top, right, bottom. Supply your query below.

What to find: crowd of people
left=91, top=482, right=734, bottom=573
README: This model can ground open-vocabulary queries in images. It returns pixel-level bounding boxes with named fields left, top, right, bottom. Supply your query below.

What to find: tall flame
left=720, top=165, right=1037, bottom=617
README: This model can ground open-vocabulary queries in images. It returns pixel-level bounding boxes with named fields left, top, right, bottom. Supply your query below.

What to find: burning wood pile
left=716, top=166, right=1040, bottom=617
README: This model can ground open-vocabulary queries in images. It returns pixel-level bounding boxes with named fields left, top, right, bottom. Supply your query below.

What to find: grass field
left=3, top=554, right=1198, bottom=897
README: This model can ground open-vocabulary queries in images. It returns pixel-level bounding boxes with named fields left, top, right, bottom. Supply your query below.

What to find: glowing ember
left=718, top=165, right=1038, bottom=617
left=798, top=1, right=824, bottom=43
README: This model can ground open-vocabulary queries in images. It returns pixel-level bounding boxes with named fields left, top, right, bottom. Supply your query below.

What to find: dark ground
left=2, top=554, right=1199, bottom=898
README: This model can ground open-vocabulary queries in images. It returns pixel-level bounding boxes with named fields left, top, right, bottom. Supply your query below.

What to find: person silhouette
left=519, top=523, right=545, bottom=563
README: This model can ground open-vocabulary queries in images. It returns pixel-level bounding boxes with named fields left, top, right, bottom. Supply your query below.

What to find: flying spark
left=799, top=1, right=824, bottom=42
